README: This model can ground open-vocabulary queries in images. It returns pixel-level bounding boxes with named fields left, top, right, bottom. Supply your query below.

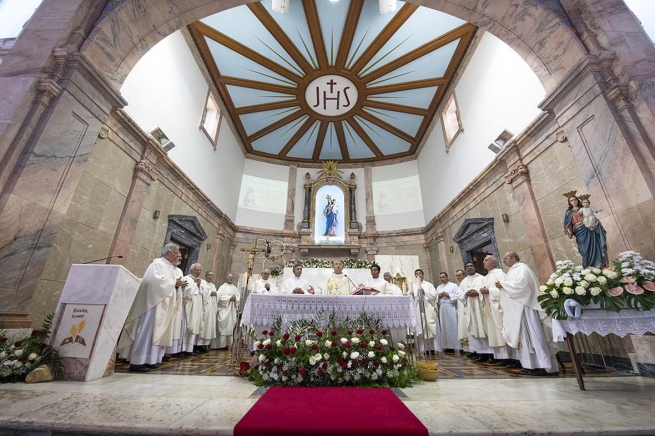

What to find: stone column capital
left=36, top=79, right=62, bottom=108
left=505, top=164, right=529, bottom=187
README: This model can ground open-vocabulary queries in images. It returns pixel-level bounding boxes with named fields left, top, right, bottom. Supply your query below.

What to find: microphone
left=343, top=274, right=359, bottom=291
left=82, top=255, right=123, bottom=264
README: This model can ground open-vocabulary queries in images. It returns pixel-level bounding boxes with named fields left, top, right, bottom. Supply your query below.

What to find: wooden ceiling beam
left=220, top=76, right=297, bottom=94
left=191, top=22, right=302, bottom=84
left=234, top=100, right=299, bottom=115
left=247, top=2, right=315, bottom=75
left=247, top=110, right=305, bottom=142
left=312, top=121, right=329, bottom=160
left=361, top=24, right=476, bottom=83
left=346, top=119, right=384, bottom=158
left=363, top=100, right=429, bottom=116
left=335, top=0, right=364, bottom=70
left=349, top=3, right=419, bottom=76
left=334, top=121, right=350, bottom=161
left=366, top=78, right=445, bottom=94
left=358, top=111, right=415, bottom=144
left=302, top=0, right=329, bottom=69
left=278, top=117, right=317, bottom=157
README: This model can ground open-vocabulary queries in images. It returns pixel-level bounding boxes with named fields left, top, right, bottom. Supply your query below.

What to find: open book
left=351, top=286, right=380, bottom=296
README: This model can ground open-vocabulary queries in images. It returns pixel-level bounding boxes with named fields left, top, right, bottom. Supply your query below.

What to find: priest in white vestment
left=281, top=263, right=314, bottom=294
left=498, top=252, right=559, bottom=375
left=412, top=269, right=442, bottom=354
left=481, top=256, right=513, bottom=362
left=454, top=269, right=469, bottom=346
left=361, top=264, right=392, bottom=295
left=182, top=263, right=204, bottom=354
left=198, top=271, right=218, bottom=350
left=216, top=273, right=240, bottom=349
left=457, top=262, right=493, bottom=361
left=253, top=269, right=278, bottom=294
left=117, top=243, right=184, bottom=372
left=164, top=259, right=186, bottom=358
left=317, top=260, right=355, bottom=295
left=437, top=272, right=462, bottom=351
left=383, top=272, right=404, bottom=295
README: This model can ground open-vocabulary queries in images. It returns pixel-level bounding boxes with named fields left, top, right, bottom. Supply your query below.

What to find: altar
left=240, top=294, right=422, bottom=336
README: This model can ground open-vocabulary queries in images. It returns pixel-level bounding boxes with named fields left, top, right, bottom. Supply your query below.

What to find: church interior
left=1, top=0, right=655, bottom=434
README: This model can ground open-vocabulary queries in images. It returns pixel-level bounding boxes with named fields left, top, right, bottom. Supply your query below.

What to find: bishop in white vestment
left=499, top=252, right=558, bottom=374
left=437, top=272, right=462, bottom=351
left=253, top=269, right=278, bottom=294
left=117, top=243, right=183, bottom=371
left=198, top=271, right=218, bottom=348
left=318, top=260, right=354, bottom=295
left=412, top=269, right=442, bottom=353
left=457, top=263, right=493, bottom=358
left=281, top=263, right=314, bottom=294
left=481, top=255, right=512, bottom=360
left=216, top=273, right=240, bottom=349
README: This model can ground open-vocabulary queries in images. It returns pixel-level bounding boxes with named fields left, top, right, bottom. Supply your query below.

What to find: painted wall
left=235, top=159, right=289, bottom=230
left=372, top=160, right=425, bottom=231
left=418, top=32, right=546, bottom=222
left=120, top=30, right=244, bottom=221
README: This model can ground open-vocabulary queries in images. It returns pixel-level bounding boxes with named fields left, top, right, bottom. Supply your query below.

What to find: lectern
left=50, top=264, right=140, bottom=381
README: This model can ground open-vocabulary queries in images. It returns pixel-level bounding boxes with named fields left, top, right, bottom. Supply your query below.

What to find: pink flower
left=625, top=284, right=645, bottom=295
left=643, top=281, right=655, bottom=292
left=608, top=286, right=624, bottom=296
left=620, top=276, right=637, bottom=284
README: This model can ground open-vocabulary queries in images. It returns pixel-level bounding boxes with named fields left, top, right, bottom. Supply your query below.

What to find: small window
left=200, top=90, right=221, bottom=148
left=441, top=93, right=463, bottom=150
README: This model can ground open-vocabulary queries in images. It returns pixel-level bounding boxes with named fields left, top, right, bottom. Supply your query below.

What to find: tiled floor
left=1, top=374, right=654, bottom=435
left=115, top=349, right=627, bottom=379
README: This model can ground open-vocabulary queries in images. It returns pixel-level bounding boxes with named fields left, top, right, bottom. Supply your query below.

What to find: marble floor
left=1, top=374, right=654, bottom=435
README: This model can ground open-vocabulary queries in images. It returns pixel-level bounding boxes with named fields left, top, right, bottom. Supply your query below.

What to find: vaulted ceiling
left=188, top=0, right=476, bottom=163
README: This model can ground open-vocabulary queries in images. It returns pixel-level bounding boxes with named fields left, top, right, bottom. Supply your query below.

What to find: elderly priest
left=117, top=243, right=185, bottom=372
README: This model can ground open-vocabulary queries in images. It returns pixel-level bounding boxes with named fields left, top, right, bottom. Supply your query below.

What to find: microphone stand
left=343, top=274, right=358, bottom=294
left=82, top=255, right=123, bottom=264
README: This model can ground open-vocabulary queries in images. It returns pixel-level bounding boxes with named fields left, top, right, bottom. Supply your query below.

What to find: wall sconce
left=488, top=129, right=514, bottom=154
left=153, top=210, right=161, bottom=220
left=148, top=127, right=176, bottom=152
left=206, top=243, right=211, bottom=251
left=449, top=246, right=454, bottom=253
left=272, top=0, right=289, bottom=13
left=379, top=0, right=397, bottom=13
left=502, top=213, right=510, bottom=223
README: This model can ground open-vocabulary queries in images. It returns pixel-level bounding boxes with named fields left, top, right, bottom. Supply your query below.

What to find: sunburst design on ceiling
left=188, top=0, right=476, bottom=163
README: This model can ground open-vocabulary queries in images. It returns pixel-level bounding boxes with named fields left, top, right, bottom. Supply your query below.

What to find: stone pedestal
left=51, top=264, right=139, bottom=381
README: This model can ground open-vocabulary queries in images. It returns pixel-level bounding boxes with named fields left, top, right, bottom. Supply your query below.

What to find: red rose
left=317, top=369, right=324, bottom=376
left=266, top=344, right=273, bottom=350
left=311, top=344, right=318, bottom=350
left=0, top=337, right=7, bottom=343
left=337, top=357, right=343, bottom=363
left=295, top=335, right=302, bottom=341
left=262, top=330, right=268, bottom=336
left=351, top=360, right=357, bottom=367
left=332, top=341, right=337, bottom=347
left=345, top=342, right=352, bottom=349
left=390, top=347, right=396, bottom=351
left=361, top=360, right=367, bottom=366
left=359, top=343, right=366, bottom=349
left=356, top=329, right=363, bottom=334
left=369, top=329, right=375, bottom=335
left=254, top=364, right=259, bottom=370
left=264, top=361, right=270, bottom=367
left=299, top=368, right=306, bottom=377
left=257, top=343, right=264, bottom=349
left=402, top=362, right=407, bottom=367
left=330, top=330, right=337, bottom=336
left=316, top=331, right=323, bottom=337
left=39, top=343, right=48, bottom=350
left=374, top=361, right=379, bottom=367
left=322, top=362, right=328, bottom=369
left=268, top=331, right=275, bottom=336
left=283, top=371, right=288, bottom=376
left=341, top=362, right=348, bottom=369
left=14, top=341, right=21, bottom=347
left=376, top=345, right=382, bottom=351
left=283, top=333, right=290, bottom=340
left=283, top=348, right=290, bottom=355
left=381, top=330, right=387, bottom=335
left=348, top=330, right=352, bottom=335
left=18, top=355, right=28, bottom=362
left=290, top=347, right=297, bottom=355
left=239, top=361, right=250, bottom=374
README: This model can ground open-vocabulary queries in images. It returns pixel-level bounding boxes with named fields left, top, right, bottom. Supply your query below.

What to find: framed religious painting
left=314, top=184, right=345, bottom=245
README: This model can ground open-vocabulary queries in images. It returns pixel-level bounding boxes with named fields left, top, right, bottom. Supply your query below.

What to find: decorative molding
left=605, top=85, right=634, bottom=112
left=165, top=215, right=208, bottom=274
left=452, top=218, right=501, bottom=267
left=98, top=126, right=109, bottom=139
left=134, top=158, right=157, bottom=184
left=505, top=164, right=529, bottom=187
left=64, top=53, right=127, bottom=110
left=556, top=130, right=568, bottom=143
left=35, top=79, right=62, bottom=108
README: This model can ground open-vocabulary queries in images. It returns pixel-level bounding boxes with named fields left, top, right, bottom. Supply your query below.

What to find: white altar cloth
left=240, top=294, right=422, bottom=334
left=552, top=309, right=655, bottom=342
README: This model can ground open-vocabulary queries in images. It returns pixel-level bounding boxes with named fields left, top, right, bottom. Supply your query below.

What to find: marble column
left=210, top=230, right=226, bottom=276
left=503, top=149, right=555, bottom=283
left=227, top=242, right=237, bottom=274
left=107, top=144, right=157, bottom=266
left=423, top=243, right=434, bottom=282
left=283, top=164, right=297, bottom=232
left=364, top=164, right=376, bottom=233
left=0, top=54, right=126, bottom=328
left=436, top=232, right=451, bottom=276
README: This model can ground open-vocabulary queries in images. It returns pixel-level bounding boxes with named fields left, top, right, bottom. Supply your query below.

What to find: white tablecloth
left=552, top=309, right=655, bottom=342
left=240, top=294, right=422, bottom=334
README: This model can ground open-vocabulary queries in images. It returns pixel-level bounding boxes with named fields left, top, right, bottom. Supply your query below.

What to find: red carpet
left=234, top=386, right=427, bottom=436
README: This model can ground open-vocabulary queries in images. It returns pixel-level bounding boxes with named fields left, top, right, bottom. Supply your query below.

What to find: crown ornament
left=563, top=190, right=577, bottom=199
left=578, top=194, right=591, bottom=201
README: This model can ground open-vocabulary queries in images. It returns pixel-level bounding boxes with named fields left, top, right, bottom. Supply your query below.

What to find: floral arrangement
left=538, top=251, right=655, bottom=320
left=247, top=314, right=418, bottom=387
left=0, top=314, right=63, bottom=383
left=285, top=259, right=374, bottom=269
left=269, top=266, right=282, bottom=277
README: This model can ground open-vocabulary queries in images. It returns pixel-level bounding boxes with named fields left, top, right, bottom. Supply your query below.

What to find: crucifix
left=240, top=239, right=268, bottom=278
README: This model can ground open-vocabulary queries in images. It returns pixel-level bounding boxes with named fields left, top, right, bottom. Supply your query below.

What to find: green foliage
left=285, top=259, right=374, bottom=269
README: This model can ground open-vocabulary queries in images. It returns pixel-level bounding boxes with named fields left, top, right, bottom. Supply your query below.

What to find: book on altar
left=351, top=286, right=380, bottom=296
